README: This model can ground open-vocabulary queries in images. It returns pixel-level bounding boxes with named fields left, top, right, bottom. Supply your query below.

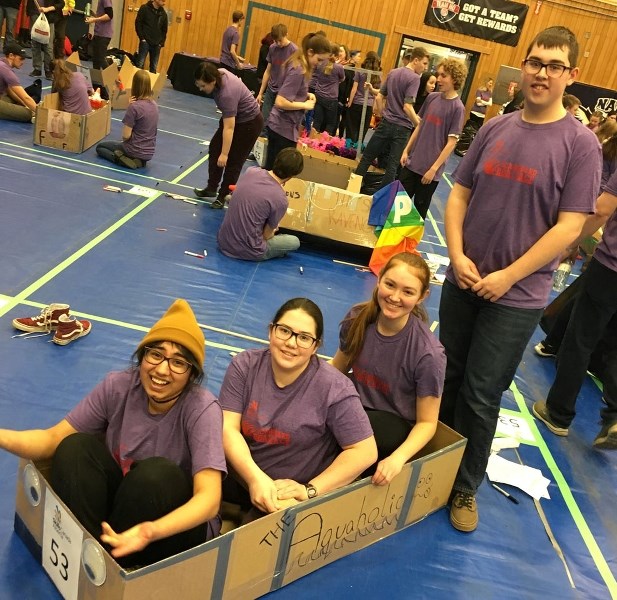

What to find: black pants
left=345, top=103, right=373, bottom=144
left=264, top=127, right=297, bottom=171
left=398, top=167, right=439, bottom=220
left=54, top=16, right=68, bottom=59
left=313, top=95, right=338, bottom=136
left=362, top=409, right=412, bottom=477
left=90, top=35, right=111, bottom=70
left=206, top=113, right=263, bottom=199
left=51, top=433, right=209, bottom=567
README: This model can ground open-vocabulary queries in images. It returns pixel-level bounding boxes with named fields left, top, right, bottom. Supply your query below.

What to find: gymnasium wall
left=119, top=0, right=617, bottom=112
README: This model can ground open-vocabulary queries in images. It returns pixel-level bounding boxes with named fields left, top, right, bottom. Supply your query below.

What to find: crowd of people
left=1, top=9, right=616, bottom=574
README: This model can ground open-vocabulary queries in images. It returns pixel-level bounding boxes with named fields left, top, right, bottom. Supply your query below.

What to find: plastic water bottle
left=552, top=259, right=572, bottom=292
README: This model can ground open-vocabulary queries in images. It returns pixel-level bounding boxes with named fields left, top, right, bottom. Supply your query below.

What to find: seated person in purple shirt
left=217, top=147, right=304, bottom=261
left=220, top=297, right=377, bottom=518
left=194, top=61, right=263, bottom=208
left=0, top=299, right=226, bottom=568
left=398, top=58, right=467, bottom=220
left=96, top=69, right=159, bottom=169
left=51, top=59, right=93, bottom=115
left=332, top=253, right=445, bottom=485
left=0, top=43, right=37, bottom=122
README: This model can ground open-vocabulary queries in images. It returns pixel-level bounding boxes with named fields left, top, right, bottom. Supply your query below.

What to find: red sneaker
left=12, top=304, right=70, bottom=333
left=52, top=314, right=92, bottom=345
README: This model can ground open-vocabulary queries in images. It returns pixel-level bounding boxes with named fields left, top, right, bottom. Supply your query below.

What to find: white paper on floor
left=487, top=453, right=551, bottom=500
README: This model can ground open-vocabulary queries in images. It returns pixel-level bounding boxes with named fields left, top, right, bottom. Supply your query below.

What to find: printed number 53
left=50, top=538, right=69, bottom=581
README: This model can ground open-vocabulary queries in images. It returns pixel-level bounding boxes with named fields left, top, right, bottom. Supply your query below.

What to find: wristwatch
left=305, top=483, right=318, bottom=499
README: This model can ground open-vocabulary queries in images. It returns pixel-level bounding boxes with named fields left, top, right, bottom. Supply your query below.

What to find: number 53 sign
left=42, top=487, right=84, bottom=600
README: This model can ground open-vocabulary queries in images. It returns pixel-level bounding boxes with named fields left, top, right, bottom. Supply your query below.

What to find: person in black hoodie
left=134, top=0, right=168, bottom=73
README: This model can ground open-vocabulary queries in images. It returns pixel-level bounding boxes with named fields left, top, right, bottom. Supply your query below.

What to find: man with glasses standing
left=438, top=26, right=601, bottom=533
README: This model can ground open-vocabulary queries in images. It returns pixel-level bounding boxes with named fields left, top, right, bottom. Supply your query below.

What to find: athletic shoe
left=593, top=422, right=617, bottom=450
left=532, top=400, right=569, bottom=436
left=534, top=340, right=557, bottom=357
left=29, top=69, right=42, bottom=77
left=194, top=187, right=218, bottom=198
left=113, top=150, right=143, bottom=169
left=450, top=492, right=478, bottom=532
left=210, top=194, right=231, bottom=209
left=12, top=303, right=70, bottom=333
left=52, top=314, right=92, bottom=345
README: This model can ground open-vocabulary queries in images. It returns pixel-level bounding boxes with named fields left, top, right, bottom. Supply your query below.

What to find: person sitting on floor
left=217, top=147, right=304, bottom=261
left=0, top=299, right=225, bottom=568
left=220, top=297, right=377, bottom=520
left=0, top=43, right=38, bottom=122
left=96, top=69, right=158, bottom=169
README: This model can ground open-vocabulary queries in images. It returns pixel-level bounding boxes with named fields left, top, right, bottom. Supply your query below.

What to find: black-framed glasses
left=143, top=347, right=192, bottom=374
left=522, top=59, right=572, bottom=78
left=272, top=324, right=318, bottom=349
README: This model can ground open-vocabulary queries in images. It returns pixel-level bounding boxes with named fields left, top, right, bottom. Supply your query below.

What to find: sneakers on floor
left=52, top=314, right=92, bottom=345
left=12, top=303, right=70, bottom=333
left=113, top=150, right=143, bottom=169
left=210, top=194, right=231, bottom=209
left=593, top=422, right=617, bottom=450
left=534, top=340, right=557, bottom=357
left=29, top=69, right=42, bottom=77
left=450, top=492, right=478, bottom=532
left=532, top=400, right=569, bottom=436
left=194, top=187, right=218, bottom=198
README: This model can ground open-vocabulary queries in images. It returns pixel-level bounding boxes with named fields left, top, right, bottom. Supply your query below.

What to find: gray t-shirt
left=406, top=92, right=465, bottom=180
left=339, top=307, right=445, bottom=423
left=447, top=111, right=602, bottom=308
left=217, top=167, right=287, bottom=260
left=219, top=349, right=373, bottom=483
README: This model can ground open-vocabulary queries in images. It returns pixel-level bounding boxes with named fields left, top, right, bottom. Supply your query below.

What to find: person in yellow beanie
left=0, top=299, right=226, bottom=568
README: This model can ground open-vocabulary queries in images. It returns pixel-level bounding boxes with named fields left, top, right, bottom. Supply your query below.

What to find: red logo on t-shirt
left=353, top=365, right=391, bottom=395
left=425, top=113, right=443, bottom=126
left=242, top=400, right=291, bottom=446
left=482, top=140, right=538, bottom=184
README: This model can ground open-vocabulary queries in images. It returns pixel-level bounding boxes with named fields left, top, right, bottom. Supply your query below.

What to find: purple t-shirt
left=352, top=72, right=376, bottom=107
left=121, top=98, right=158, bottom=160
left=380, top=67, right=420, bottom=130
left=219, top=349, right=373, bottom=483
left=595, top=168, right=617, bottom=273
left=313, top=62, right=345, bottom=100
left=266, top=64, right=308, bottom=142
left=59, top=72, right=92, bottom=116
left=213, top=69, right=260, bottom=123
left=602, top=157, right=617, bottom=192
left=66, top=369, right=227, bottom=478
left=0, top=57, right=19, bottom=95
left=339, top=308, right=445, bottom=423
left=472, top=88, right=492, bottom=116
left=266, top=42, right=297, bottom=92
left=447, top=111, right=602, bottom=308
left=94, top=0, right=113, bottom=38
left=220, top=25, right=240, bottom=69
left=217, top=167, right=287, bottom=259
left=405, top=92, right=465, bottom=180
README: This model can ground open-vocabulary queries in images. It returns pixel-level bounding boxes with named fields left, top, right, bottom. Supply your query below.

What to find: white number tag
left=42, top=487, right=84, bottom=600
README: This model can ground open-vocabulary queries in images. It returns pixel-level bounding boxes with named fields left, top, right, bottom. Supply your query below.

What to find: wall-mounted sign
left=425, top=0, right=528, bottom=47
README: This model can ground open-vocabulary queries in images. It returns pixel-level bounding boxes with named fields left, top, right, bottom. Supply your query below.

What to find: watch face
left=307, top=485, right=317, bottom=498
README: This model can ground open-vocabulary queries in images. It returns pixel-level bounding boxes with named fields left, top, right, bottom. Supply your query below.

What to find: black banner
left=570, top=82, right=617, bottom=118
left=425, top=0, right=528, bottom=47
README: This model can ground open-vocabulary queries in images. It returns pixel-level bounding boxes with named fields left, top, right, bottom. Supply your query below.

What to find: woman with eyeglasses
left=220, top=297, right=377, bottom=518
left=0, top=299, right=226, bottom=567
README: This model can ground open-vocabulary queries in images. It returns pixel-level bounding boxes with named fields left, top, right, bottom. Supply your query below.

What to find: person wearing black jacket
left=134, top=0, right=168, bottom=73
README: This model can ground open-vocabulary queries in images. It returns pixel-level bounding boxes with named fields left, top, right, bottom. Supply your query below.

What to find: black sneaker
left=532, top=401, right=569, bottom=436
left=194, top=187, right=218, bottom=198
left=114, top=150, right=143, bottom=169
left=593, top=422, right=617, bottom=449
left=29, top=69, right=42, bottom=77
left=210, top=198, right=226, bottom=209
left=534, top=340, right=557, bottom=358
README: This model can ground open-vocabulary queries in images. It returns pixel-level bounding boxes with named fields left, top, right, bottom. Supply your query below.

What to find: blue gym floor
left=0, top=64, right=615, bottom=600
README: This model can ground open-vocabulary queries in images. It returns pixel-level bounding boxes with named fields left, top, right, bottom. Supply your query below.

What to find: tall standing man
left=0, top=0, right=20, bottom=51
left=354, top=46, right=429, bottom=193
left=220, top=10, right=245, bottom=73
left=135, top=0, right=168, bottom=74
left=438, top=26, right=601, bottom=533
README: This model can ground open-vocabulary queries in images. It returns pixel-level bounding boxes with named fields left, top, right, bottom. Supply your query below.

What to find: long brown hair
left=286, top=32, right=330, bottom=79
left=131, top=69, right=153, bottom=100
left=341, top=253, right=430, bottom=367
left=52, top=59, right=74, bottom=92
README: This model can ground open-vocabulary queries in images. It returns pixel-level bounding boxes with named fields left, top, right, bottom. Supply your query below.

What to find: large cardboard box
left=33, top=93, right=111, bottom=153
left=66, top=53, right=166, bottom=111
left=281, top=175, right=376, bottom=248
left=296, top=146, right=358, bottom=190
left=14, top=423, right=465, bottom=600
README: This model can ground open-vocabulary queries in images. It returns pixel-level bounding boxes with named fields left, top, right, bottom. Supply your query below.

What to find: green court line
left=510, top=381, right=616, bottom=595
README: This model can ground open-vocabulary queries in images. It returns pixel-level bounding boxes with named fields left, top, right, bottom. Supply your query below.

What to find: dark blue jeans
left=439, top=280, right=542, bottom=494
left=546, top=258, right=617, bottom=427
left=354, top=118, right=412, bottom=191
left=135, top=40, right=161, bottom=73
left=313, top=95, right=338, bottom=136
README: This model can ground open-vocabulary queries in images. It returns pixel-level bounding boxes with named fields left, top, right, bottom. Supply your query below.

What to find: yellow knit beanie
left=138, top=299, right=205, bottom=367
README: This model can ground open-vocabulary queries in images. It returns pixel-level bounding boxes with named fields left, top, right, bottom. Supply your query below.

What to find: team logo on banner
left=432, top=0, right=461, bottom=23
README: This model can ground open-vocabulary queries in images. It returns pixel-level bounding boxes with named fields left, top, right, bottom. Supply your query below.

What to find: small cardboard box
left=296, top=145, right=358, bottom=190
left=252, top=136, right=267, bottom=167
left=281, top=175, right=376, bottom=248
left=14, top=423, right=465, bottom=600
left=111, top=58, right=166, bottom=111
left=33, top=93, right=111, bottom=153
